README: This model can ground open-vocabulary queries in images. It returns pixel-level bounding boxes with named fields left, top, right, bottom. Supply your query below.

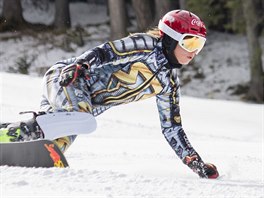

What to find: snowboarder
left=0, top=10, right=219, bottom=178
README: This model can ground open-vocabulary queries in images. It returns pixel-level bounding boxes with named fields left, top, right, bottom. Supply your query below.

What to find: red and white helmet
left=158, top=10, right=207, bottom=54
left=158, top=10, right=206, bottom=38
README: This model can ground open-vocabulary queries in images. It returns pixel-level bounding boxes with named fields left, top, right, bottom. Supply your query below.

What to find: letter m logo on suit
left=102, top=62, right=162, bottom=104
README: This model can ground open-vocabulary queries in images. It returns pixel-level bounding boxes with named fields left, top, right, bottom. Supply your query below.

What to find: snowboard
left=0, top=111, right=97, bottom=167
left=36, top=111, right=97, bottom=140
left=0, top=139, right=69, bottom=168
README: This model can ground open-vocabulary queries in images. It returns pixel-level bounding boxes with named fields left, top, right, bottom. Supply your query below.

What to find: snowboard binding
left=0, top=111, right=45, bottom=143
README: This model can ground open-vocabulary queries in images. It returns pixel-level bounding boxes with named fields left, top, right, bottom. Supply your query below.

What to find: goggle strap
left=158, top=20, right=182, bottom=41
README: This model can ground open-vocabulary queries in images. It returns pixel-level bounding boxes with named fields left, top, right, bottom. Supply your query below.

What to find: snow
left=0, top=72, right=263, bottom=197
left=0, top=2, right=264, bottom=197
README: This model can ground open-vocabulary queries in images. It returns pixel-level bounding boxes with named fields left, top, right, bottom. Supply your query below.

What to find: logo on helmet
left=167, top=15, right=175, bottom=23
left=191, top=19, right=202, bottom=27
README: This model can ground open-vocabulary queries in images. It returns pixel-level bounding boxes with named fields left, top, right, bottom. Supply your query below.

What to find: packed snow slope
left=0, top=72, right=263, bottom=198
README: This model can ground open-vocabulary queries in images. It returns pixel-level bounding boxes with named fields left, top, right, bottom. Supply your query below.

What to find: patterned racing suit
left=41, top=33, right=199, bottom=163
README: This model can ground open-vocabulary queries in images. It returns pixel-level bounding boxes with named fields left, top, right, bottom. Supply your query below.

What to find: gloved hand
left=59, top=61, right=90, bottom=87
left=202, top=163, right=219, bottom=179
left=183, top=154, right=219, bottom=179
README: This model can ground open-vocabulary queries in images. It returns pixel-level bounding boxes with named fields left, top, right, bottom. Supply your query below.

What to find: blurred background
left=0, top=0, right=263, bottom=103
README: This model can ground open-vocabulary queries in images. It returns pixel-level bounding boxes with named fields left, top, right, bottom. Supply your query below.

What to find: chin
left=180, top=60, right=191, bottom=65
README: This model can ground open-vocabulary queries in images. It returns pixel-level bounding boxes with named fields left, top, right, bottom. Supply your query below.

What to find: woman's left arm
left=156, top=69, right=218, bottom=178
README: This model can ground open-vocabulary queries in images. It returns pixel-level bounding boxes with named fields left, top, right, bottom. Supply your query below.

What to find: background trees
left=0, top=0, right=26, bottom=31
left=131, top=0, right=153, bottom=32
left=0, top=0, right=263, bottom=35
left=54, top=0, right=71, bottom=30
left=108, top=0, right=127, bottom=39
left=242, top=0, right=263, bottom=102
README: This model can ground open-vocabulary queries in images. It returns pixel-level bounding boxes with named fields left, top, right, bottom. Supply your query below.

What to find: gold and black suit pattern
left=91, top=61, right=163, bottom=105
left=41, top=33, right=199, bottom=160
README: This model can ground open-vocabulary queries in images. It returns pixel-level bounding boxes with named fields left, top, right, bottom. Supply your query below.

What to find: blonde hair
left=146, top=27, right=161, bottom=39
left=129, top=27, right=161, bottom=39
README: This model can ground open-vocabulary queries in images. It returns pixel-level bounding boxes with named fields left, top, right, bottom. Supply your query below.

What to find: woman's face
left=174, top=44, right=197, bottom=65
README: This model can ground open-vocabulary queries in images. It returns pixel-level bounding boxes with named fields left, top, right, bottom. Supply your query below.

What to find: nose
left=188, top=50, right=197, bottom=59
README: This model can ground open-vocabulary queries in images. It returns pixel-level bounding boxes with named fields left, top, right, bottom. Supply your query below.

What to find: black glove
left=59, top=62, right=90, bottom=87
left=183, top=154, right=219, bottom=179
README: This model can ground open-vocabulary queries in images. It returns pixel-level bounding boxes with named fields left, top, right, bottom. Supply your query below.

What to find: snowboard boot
left=0, top=111, right=44, bottom=143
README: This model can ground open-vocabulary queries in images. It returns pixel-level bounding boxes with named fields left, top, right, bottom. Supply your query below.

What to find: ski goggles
left=178, top=34, right=206, bottom=54
left=158, top=20, right=206, bottom=54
